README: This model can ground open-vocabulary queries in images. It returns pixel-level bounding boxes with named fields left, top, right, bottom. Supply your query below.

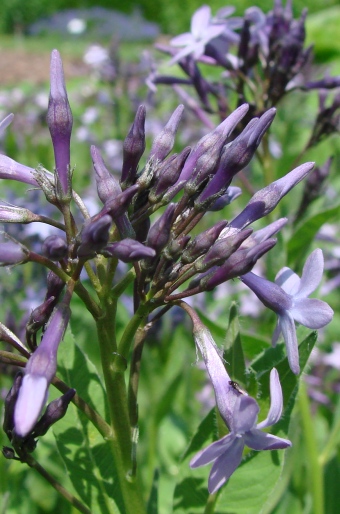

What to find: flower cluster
left=0, top=43, right=333, bottom=498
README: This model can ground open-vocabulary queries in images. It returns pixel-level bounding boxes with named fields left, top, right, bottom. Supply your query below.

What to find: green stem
left=319, top=416, right=340, bottom=467
left=24, top=455, right=91, bottom=514
left=96, top=316, right=146, bottom=514
left=111, top=267, right=136, bottom=299
left=117, top=302, right=152, bottom=361
left=298, top=381, right=324, bottom=514
left=204, top=493, right=218, bottom=514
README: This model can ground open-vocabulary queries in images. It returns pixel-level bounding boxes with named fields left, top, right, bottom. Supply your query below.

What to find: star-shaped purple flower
left=190, top=323, right=291, bottom=494
left=241, top=249, right=334, bottom=374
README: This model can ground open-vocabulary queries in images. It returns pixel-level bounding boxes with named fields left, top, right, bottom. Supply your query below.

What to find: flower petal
left=14, top=374, right=48, bottom=437
left=280, top=312, right=300, bottom=375
left=275, top=267, right=300, bottom=295
left=208, top=437, right=244, bottom=493
left=190, top=433, right=235, bottom=468
left=291, top=298, right=334, bottom=329
left=257, top=369, right=283, bottom=428
left=244, top=429, right=292, bottom=450
left=191, top=5, right=211, bottom=38
left=233, top=395, right=259, bottom=433
left=297, top=249, right=324, bottom=298
left=170, top=33, right=194, bottom=47
left=272, top=317, right=281, bottom=346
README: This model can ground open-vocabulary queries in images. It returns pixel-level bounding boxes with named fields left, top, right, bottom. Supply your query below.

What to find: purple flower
left=170, top=5, right=226, bottom=64
left=241, top=249, right=334, bottom=374
left=14, top=302, right=71, bottom=437
left=190, top=325, right=291, bottom=493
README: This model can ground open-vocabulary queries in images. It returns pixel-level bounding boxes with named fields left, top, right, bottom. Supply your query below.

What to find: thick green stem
left=96, top=316, right=146, bottom=514
left=118, top=302, right=152, bottom=361
left=298, top=381, right=324, bottom=514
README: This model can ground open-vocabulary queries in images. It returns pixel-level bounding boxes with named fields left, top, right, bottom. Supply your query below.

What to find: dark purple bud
left=121, top=105, right=146, bottom=186
left=102, top=184, right=139, bottom=220
left=91, top=145, right=122, bottom=204
left=305, top=77, right=340, bottom=90
left=207, top=186, right=242, bottom=211
left=28, top=297, right=56, bottom=332
left=77, top=214, right=112, bottom=258
left=46, top=50, right=73, bottom=195
left=0, top=240, right=28, bottom=266
left=178, top=104, right=249, bottom=184
left=203, top=239, right=277, bottom=290
left=45, top=270, right=65, bottom=302
left=231, top=162, right=314, bottom=229
left=197, top=228, right=253, bottom=271
left=149, top=147, right=191, bottom=203
left=32, top=389, right=76, bottom=437
left=149, top=105, right=184, bottom=162
left=3, top=373, right=23, bottom=440
left=198, top=109, right=276, bottom=203
left=42, top=235, right=68, bottom=261
left=103, top=239, right=156, bottom=262
left=182, top=220, right=228, bottom=264
left=146, top=203, right=176, bottom=254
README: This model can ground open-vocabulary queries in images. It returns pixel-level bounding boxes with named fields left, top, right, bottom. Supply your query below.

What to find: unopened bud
left=0, top=240, right=28, bottom=266
left=149, top=105, right=184, bottom=162
left=121, top=105, right=146, bottom=186
left=182, top=220, right=228, bottom=264
left=77, top=215, right=112, bottom=258
left=33, top=389, right=76, bottom=437
left=103, top=239, right=156, bottom=262
left=91, top=145, right=121, bottom=204
left=3, top=373, right=23, bottom=440
left=0, top=203, right=40, bottom=224
left=42, top=235, right=68, bottom=261
left=146, top=204, right=176, bottom=254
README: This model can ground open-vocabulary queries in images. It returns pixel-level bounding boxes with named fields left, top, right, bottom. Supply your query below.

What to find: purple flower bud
left=47, top=50, right=73, bottom=195
left=178, top=104, right=249, bottom=184
left=14, top=302, right=71, bottom=437
left=0, top=203, right=40, bottom=224
left=103, top=239, right=156, bottom=262
left=27, top=297, right=57, bottom=336
left=121, top=105, right=146, bottom=186
left=77, top=214, right=112, bottom=258
left=0, top=241, right=28, bottom=266
left=207, top=186, right=242, bottom=211
left=203, top=239, right=276, bottom=290
left=231, top=162, right=314, bottom=229
left=102, top=184, right=139, bottom=220
left=91, top=145, right=122, bottom=204
left=149, top=147, right=191, bottom=203
left=45, top=270, right=65, bottom=303
left=182, top=220, right=228, bottom=264
left=32, top=389, right=76, bottom=437
left=42, top=235, right=68, bottom=261
left=165, top=234, right=191, bottom=259
left=0, top=154, right=38, bottom=186
left=197, top=228, right=253, bottom=271
left=198, top=109, right=276, bottom=203
left=149, top=105, right=184, bottom=162
left=146, top=203, right=176, bottom=254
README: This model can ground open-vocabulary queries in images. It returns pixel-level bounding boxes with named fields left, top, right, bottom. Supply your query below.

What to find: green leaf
left=287, top=205, right=340, bottom=268
left=52, top=326, right=124, bottom=514
left=224, top=302, right=246, bottom=384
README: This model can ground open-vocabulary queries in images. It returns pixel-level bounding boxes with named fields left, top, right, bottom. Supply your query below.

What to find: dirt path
left=0, top=48, right=89, bottom=86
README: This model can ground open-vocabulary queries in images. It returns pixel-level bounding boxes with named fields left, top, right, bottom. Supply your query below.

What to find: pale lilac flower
left=241, top=249, right=334, bottom=374
left=191, top=324, right=291, bottom=493
left=14, top=302, right=71, bottom=437
left=170, top=5, right=226, bottom=64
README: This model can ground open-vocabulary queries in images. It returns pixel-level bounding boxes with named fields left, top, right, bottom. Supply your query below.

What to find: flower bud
left=149, top=105, right=184, bottom=162
left=207, top=186, right=242, bottom=211
left=32, top=389, right=76, bottom=437
left=0, top=240, right=28, bottom=266
left=146, top=203, right=176, bottom=254
left=0, top=154, right=38, bottom=186
left=182, top=220, right=228, bottom=264
left=47, top=50, right=73, bottom=195
left=0, top=203, right=40, bottom=224
left=121, top=105, right=146, bottom=186
left=77, top=215, right=112, bottom=258
left=91, top=145, right=122, bottom=204
left=103, top=184, right=139, bottom=219
left=149, top=147, right=191, bottom=203
left=103, top=239, right=156, bottom=262
left=42, top=235, right=68, bottom=261
left=3, top=373, right=23, bottom=440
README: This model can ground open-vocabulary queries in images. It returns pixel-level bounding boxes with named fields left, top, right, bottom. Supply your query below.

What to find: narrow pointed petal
left=14, top=375, right=48, bottom=437
left=291, top=298, right=334, bottom=329
left=272, top=318, right=282, bottom=346
left=191, top=5, right=211, bottom=37
left=275, top=267, right=300, bottom=295
left=245, top=429, right=292, bottom=450
left=190, top=433, right=235, bottom=468
left=241, top=272, right=292, bottom=314
left=170, top=33, right=194, bottom=47
left=233, top=395, right=259, bottom=433
left=208, top=438, right=244, bottom=493
left=297, top=249, right=324, bottom=298
left=280, top=312, right=300, bottom=375
left=257, top=369, right=283, bottom=428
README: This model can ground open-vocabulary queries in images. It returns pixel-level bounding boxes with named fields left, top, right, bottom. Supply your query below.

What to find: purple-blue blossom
left=190, top=323, right=291, bottom=493
left=241, top=249, right=334, bottom=374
